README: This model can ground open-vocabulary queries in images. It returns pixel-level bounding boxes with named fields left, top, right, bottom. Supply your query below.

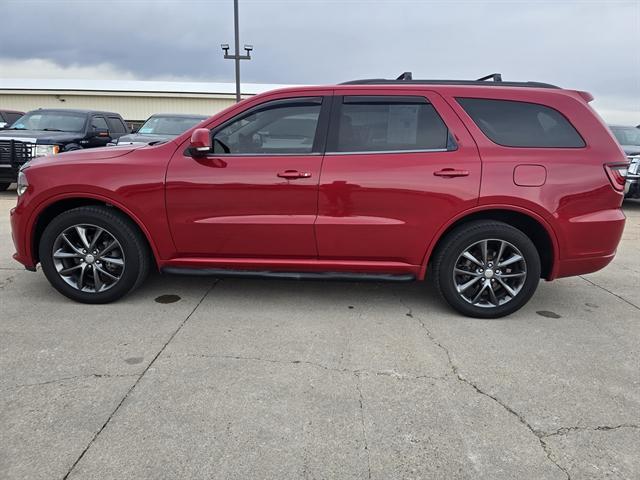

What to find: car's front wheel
left=433, top=220, right=541, bottom=318
left=0, top=182, right=11, bottom=191
left=39, top=206, right=150, bottom=303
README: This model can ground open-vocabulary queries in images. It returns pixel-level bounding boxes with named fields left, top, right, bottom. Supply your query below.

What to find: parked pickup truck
left=0, top=109, right=129, bottom=190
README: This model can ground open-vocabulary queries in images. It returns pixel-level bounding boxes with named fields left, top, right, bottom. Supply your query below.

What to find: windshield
left=138, top=116, right=205, bottom=136
left=611, top=126, right=640, bottom=147
left=10, top=111, right=87, bottom=132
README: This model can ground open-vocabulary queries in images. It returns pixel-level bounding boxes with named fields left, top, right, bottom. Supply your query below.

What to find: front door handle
left=434, top=168, right=470, bottom=178
left=277, top=170, right=312, bottom=179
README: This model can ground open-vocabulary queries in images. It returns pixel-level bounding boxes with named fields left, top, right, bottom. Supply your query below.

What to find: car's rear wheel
left=433, top=220, right=541, bottom=318
left=39, top=206, right=150, bottom=303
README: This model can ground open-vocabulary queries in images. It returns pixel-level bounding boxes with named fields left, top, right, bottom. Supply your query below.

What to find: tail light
left=604, top=162, right=629, bottom=192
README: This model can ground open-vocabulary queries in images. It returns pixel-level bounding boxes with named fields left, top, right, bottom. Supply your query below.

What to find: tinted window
left=5, top=112, right=22, bottom=124
left=333, top=97, right=449, bottom=153
left=107, top=116, right=126, bottom=134
left=91, top=116, right=108, bottom=131
left=139, top=116, right=205, bottom=136
left=11, top=111, right=87, bottom=132
left=457, top=98, right=585, bottom=148
left=213, top=98, right=321, bottom=154
left=610, top=126, right=640, bottom=147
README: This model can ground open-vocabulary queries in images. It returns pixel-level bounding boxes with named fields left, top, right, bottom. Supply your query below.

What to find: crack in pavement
left=61, top=281, right=218, bottom=480
left=541, top=424, right=640, bottom=438
left=177, top=352, right=447, bottom=382
left=1, top=373, right=139, bottom=391
left=354, top=372, right=372, bottom=480
left=579, top=275, right=640, bottom=311
left=0, top=275, right=15, bottom=289
left=403, top=305, right=572, bottom=480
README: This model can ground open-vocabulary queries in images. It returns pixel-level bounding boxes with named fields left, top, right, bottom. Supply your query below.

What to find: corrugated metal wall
left=0, top=92, right=239, bottom=122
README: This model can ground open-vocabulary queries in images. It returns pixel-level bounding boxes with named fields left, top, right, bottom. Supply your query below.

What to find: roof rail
left=340, top=72, right=559, bottom=89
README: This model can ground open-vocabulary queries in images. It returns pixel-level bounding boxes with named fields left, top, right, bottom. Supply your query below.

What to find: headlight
left=34, top=144, right=60, bottom=158
left=628, top=157, right=640, bottom=175
left=17, top=170, right=29, bottom=196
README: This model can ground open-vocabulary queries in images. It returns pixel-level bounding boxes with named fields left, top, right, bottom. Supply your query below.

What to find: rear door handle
left=434, top=168, right=470, bottom=178
left=277, top=170, right=312, bottom=179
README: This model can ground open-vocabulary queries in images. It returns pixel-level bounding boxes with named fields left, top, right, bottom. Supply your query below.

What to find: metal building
left=0, top=79, right=290, bottom=125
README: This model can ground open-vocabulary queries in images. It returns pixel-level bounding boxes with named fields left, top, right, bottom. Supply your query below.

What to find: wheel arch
left=421, top=206, right=559, bottom=280
left=30, top=195, right=160, bottom=269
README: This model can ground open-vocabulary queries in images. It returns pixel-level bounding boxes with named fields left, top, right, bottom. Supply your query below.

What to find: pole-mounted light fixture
left=222, top=0, right=253, bottom=103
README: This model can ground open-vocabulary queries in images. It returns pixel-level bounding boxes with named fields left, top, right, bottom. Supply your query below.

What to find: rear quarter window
left=457, top=98, right=585, bottom=148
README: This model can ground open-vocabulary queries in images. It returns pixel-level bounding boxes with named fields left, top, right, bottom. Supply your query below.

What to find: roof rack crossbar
left=476, top=73, right=503, bottom=82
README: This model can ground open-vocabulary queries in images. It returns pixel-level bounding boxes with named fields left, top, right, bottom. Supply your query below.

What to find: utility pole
left=221, top=0, right=252, bottom=103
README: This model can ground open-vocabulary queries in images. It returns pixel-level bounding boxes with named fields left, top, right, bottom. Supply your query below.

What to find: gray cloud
left=2, top=0, right=639, bottom=119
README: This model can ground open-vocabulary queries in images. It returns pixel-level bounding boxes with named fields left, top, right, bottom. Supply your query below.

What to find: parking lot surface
left=1, top=188, right=638, bottom=479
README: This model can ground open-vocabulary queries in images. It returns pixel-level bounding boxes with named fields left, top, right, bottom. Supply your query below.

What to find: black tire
left=0, top=182, right=11, bottom=191
left=39, top=206, right=150, bottom=303
left=432, top=220, right=541, bottom=318
left=64, top=144, right=82, bottom=152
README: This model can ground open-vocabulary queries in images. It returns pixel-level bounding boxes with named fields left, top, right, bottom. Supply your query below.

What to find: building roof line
left=0, top=78, right=295, bottom=96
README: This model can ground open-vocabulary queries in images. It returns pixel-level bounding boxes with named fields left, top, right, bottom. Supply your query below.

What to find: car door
left=166, top=93, right=331, bottom=258
left=88, top=116, right=111, bottom=147
left=316, top=90, right=481, bottom=266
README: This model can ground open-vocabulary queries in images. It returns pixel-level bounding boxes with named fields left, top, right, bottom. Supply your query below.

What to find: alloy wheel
left=51, top=224, right=125, bottom=293
left=452, top=238, right=527, bottom=308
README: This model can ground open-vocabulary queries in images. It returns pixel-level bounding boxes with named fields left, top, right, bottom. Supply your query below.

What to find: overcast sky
left=1, top=0, right=639, bottom=122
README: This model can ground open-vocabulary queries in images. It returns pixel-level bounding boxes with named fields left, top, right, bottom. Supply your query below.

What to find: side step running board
left=162, top=267, right=415, bottom=282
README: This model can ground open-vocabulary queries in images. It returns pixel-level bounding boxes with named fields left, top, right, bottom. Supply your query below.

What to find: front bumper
left=624, top=175, right=639, bottom=198
left=0, top=165, right=19, bottom=183
left=625, top=156, right=640, bottom=198
left=10, top=205, right=36, bottom=270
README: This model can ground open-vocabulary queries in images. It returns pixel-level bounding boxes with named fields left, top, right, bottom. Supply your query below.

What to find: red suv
left=10, top=74, right=628, bottom=317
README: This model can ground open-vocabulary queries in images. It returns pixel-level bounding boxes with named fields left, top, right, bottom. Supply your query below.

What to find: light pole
left=222, top=0, right=252, bottom=103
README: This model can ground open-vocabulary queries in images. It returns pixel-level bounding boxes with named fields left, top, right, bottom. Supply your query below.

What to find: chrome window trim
left=324, top=148, right=450, bottom=155
left=204, top=152, right=323, bottom=157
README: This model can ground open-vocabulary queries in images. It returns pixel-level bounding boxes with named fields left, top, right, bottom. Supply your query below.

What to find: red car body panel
left=10, top=83, right=626, bottom=282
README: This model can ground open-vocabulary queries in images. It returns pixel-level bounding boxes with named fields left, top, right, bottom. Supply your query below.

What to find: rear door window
left=457, top=98, right=585, bottom=148
left=107, top=117, right=126, bottom=134
left=330, top=96, right=451, bottom=153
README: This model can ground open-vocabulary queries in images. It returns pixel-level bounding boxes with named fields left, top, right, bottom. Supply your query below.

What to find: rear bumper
left=554, top=207, right=625, bottom=279
left=556, top=252, right=616, bottom=278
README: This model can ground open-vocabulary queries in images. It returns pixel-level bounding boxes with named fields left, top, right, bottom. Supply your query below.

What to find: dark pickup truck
left=0, top=108, right=129, bottom=190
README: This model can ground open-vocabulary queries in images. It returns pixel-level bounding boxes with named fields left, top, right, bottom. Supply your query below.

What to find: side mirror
left=189, top=128, right=211, bottom=157
left=0, top=122, right=7, bottom=129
